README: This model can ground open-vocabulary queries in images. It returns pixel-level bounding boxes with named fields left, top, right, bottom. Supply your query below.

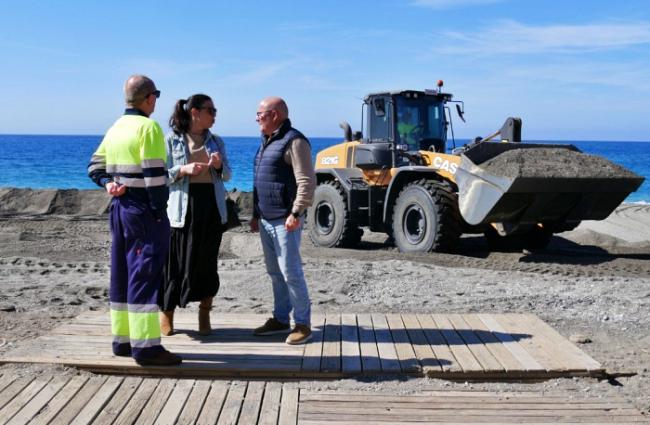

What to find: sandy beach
left=0, top=189, right=649, bottom=415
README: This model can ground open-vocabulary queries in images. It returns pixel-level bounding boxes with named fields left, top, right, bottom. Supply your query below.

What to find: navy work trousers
left=109, top=196, right=170, bottom=361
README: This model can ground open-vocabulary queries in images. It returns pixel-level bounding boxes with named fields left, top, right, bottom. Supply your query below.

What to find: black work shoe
left=112, top=343, right=132, bottom=357
left=135, top=350, right=182, bottom=366
left=253, top=317, right=291, bottom=336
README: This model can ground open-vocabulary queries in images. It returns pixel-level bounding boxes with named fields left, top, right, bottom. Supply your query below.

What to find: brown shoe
left=135, top=349, right=182, bottom=366
left=286, top=324, right=312, bottom=345
left=253, top=317, right=291, bottom=336
left=160, top=310, right=174, bottom=336
left=198, top=298, right=212, bottom=336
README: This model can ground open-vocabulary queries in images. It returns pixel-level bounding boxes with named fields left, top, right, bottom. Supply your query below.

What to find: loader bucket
left=455, top=142, right=644, bottom=226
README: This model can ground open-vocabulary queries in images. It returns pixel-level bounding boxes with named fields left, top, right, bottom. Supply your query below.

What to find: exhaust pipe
left=340, top=122, right=353, bottom=142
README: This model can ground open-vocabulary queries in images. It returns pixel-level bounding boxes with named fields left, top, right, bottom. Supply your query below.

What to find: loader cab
left=365, top=90, right=450, bottom=154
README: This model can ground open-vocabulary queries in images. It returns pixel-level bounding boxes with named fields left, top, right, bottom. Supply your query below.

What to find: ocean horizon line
left=1, top=133, right=650, bottom=144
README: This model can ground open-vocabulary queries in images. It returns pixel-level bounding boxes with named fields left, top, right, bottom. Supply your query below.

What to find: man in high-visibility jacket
left=88, top=75, right=181, bottom=366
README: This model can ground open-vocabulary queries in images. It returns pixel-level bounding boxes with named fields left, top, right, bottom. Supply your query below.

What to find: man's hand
left=250, top=217, right=259, bottom=233
left=208, top=152, right=222, bottom=169
left=181, top=162, right=208, bottom=176
left=105, top=181, right=126, bottom=197
left=285, top=214, right=300, bottom=232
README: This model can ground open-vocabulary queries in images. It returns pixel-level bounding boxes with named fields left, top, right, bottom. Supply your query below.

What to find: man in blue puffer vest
left=251, top=97, right=316, bottom=345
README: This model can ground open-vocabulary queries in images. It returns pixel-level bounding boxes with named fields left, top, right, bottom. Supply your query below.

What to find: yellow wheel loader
left=308, top=82, right=644, bottom=253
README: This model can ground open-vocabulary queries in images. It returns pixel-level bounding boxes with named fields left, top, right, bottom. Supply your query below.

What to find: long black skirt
left=160, top=183, right=223, bottom=310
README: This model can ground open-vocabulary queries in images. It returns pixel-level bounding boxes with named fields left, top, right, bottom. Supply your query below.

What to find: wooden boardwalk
left=0, top=312, right=604, bottom=380
left=0, top=374, right=646, bottom=424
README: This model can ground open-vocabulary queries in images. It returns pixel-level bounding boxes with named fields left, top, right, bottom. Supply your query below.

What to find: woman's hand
left=208, top=152, right=222, bottom=169
left=181, top=162, right=208, bottom=176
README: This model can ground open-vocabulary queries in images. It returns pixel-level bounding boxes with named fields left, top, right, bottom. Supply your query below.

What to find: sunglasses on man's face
left=148, top=90, right=161, bottom=99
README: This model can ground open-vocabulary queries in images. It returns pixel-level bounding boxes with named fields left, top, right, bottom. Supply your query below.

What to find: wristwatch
left=291, top=211, right=300, bottom=219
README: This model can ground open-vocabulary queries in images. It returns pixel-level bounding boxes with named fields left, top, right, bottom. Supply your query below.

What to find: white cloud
left=438, top=20, right=650, bottom=54
left=412, top=0, right=503, bottom=9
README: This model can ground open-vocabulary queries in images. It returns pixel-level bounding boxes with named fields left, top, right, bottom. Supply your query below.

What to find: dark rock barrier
left=0, top=188, right=254, bottom=217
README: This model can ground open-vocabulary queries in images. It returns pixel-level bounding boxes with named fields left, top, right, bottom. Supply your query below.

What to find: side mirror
left=373, top=98, right=385, bottom=117
left=455, top=104, right=465, bottom=123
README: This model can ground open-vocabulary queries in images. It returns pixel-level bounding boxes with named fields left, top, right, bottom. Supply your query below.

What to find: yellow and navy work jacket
left=88, top=109, right=168, bottom=216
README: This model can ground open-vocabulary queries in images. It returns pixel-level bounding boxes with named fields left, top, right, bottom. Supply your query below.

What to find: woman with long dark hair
left=160, top=94, right=231, bottom=336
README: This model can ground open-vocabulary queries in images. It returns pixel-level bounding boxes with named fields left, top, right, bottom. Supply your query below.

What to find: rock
left=569, top=334, right=592, bottom=344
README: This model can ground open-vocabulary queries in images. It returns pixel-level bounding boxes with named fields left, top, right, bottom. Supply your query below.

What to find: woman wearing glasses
left=159, top=94, right=231, bottom=336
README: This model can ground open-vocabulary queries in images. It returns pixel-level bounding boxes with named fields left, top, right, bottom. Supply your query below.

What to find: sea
left=0, top=134, right=648, bottom=204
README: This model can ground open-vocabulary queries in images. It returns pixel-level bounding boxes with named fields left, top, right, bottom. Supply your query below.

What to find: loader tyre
left=308, top=181, right=363, bottom=248
left=392, top=179, right=462, bottom=253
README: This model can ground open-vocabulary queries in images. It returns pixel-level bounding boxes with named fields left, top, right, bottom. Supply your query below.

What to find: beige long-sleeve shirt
left=284, top=137, right=316, bottom=215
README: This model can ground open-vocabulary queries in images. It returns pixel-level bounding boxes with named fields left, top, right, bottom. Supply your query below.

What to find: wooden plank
left=297, top=401, right=646, bottom=415
left=521, top=314, right=602, bottom=371
left=340, top=314, right=361, bottom=374
left=3, top=350, right=303, bottom=368
left=31, top=334, right=301, bottom=352
left=495, top=314, right=566, bottom=372
left=370, top=314, right=401, bottom=373
left=0, top=374, right=18, bottom=393
left=237, top=381, right=265, bottom=425
left=89, top=376, right=142, bottom=425
left=431, top=314, right=483, bottom=372
left=299, top=391, right=636, bottom=407
left=400, top=314, right=442, bottom=372
left=154, top=379, right=195, bottom=425
left=478, top=313, right=544, bottom=371
left=6, top=376, right=68, bottom=425
left=215, top=381, right=246, bottom=425
left=70, top=375, right=123, bottom=425
left=195, top=381, right=230, bottom=425
left=298, top=397, right=638, bottom=410
left=176, top=380, right=212, bottom=425
left=320, top=314, right=341, bottom=373
left=299, top=413, right=646, bottom=424
left=0, top=375, right=36, bottom=411
left=462, top=314, right=526, bottom=372
left=278, top=384, right=298, bottom=425
left=299, top=421, right=645, bottom=425
left=416, top=314, right=461, bottom=373
left=356, top=314, right=381, bottom=374
left=135, top=379, right=176, bottom=425
left=26, top=336, right=301, bottom=354
left=257, top=382, right=282, bottom=425
left=47, top=375, right=107, bottom=424
left=0, top=376, right=51, bottom=424
left=28, top=375, right=89, bottom=425
left=301, top=315, right=325, bottom=372
left=447, top=314, right=504, bottom=372
left=113, top=378, right=160, bottom=425
left=385, top=314, right=420, bottom=373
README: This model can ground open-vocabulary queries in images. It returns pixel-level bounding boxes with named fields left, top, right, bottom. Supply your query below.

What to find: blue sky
left=1, top=0, right=650, bottom=141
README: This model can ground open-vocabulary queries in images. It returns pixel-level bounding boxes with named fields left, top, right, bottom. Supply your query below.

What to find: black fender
left=382, top=167, right=450, bottom=223
left=315, top=168, right=363, bottom=193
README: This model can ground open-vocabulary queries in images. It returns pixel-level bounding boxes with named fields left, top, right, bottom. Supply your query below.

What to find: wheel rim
left=315, top=201, right=335, bottom=235
left=403, top=204, right=426, bottom=244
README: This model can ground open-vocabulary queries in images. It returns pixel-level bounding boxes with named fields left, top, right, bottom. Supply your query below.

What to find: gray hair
left=124, top=75, right=156, bottom=106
